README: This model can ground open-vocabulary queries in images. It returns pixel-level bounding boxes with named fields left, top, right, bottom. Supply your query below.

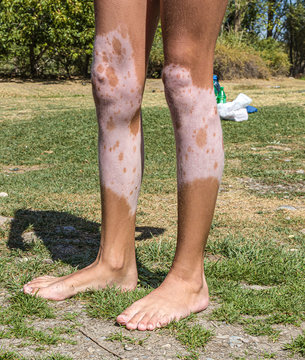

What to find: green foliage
left=252, top=37, right=290, bottom=75
left=148, top=27, right=290, bottom=80
left=0, top=0, right=94, bottom=77
left=0, top=2, right=295, bottom=79
left=148, top=23, right=164, bottom=79
left=285, top=1, right=305, bottom=75
left=214, top=31, right=290, bottom=79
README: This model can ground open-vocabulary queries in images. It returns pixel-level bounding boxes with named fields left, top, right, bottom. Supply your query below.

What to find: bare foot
left=23, top=262, right=138, bottom=301
left=116, top=271, right=209, bottom=330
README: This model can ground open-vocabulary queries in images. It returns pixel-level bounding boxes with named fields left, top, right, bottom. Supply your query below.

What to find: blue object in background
left=213, top=75, right=221, bottom=96
left=246, top=105, right=258, bottom=113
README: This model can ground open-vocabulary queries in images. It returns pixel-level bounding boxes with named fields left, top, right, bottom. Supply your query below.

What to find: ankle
left=96, top=251, right=137, bottom=273
left=167, top=264, right=206, bottom=292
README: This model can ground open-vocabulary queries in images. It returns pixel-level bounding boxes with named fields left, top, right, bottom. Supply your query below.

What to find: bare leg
left=117, top=0, right=227, bottom=330
left=23, top=0, right=160, bottom=301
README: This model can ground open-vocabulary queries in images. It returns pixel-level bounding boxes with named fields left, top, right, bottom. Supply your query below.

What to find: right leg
left=23, top=0, right=160, bottom=300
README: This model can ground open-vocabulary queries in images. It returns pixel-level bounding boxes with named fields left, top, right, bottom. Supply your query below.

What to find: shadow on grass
left=7, top=209, right=166, bottom=284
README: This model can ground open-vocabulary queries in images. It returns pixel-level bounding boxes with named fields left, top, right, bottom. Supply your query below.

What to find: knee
left=162, top=63, right=192, bottom=96
left=91, top=60, right=142, bottom=108
left=162, top=63, right=201, bottom=118
left=91, top=35, right=143, bottom=125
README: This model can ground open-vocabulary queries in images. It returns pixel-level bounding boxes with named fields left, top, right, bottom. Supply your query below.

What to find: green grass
left=85, top=286, right=151, bottom=320
left=0, top=99, right=304, bottom=359
left=106, top=330, right=149, bottom=346
left=0, top=351, right=73, bottom=360
left=165, top=316, right=213, bottom=359
left=1, top=105, right=303, bottom=204
left=283, top=331, right=305, bottom=356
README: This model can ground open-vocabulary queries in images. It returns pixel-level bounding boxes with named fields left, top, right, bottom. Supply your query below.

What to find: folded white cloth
left=217, top=93, right=252, bottom=122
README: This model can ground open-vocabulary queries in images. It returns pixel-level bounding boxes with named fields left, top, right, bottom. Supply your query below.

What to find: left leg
left=117, top=0, right=227, bottom=331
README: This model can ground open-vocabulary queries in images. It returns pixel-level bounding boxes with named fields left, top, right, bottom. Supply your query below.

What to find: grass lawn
left=0, top=78, right=304, bottom=360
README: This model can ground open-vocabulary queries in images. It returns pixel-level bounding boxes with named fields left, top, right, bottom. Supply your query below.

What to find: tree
left=0, top=0, right=94, bottom=77
left=285, top=0, right=305, bottom=75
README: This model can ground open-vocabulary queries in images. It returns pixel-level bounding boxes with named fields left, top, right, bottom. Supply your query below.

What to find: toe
left=27, top=276, right=56, bottom=285
left=117, top=305, right=139, bottom=325
left=23, top=284, right=34, bottom=294
left=146, top=314, right=161, bottom=331
left=24, top=280, right=52, bottom=289
left=24, top=285, right=42, bottom=297
left=125, top=312, right=145, bottom=330
left=137, top=313, right=153, bottom=331
left=160, top=314, right=171, bottom=327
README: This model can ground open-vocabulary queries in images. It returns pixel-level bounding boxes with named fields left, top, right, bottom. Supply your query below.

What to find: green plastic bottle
left=217, top=87, right=226, bottom=104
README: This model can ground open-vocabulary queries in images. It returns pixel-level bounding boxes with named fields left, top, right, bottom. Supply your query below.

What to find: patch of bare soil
left=1, top=296, right=304, bottom=360
left=238, top=177, right=305, bottom=198
left=0, top=165, right=50, bottom=174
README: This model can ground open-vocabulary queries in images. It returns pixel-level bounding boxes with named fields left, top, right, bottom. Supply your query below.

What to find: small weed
left=0, top=350, right=26, bottom=360
left=166, top=317, right=213, bottom=359
left=106, top=330, right=149, bottom=346
left=177, top=350, right=200, bottom=360
left=243, top=320, right=280, bottom=340
left=175, top=324, right=213, bottom=349
left=262, top=352, right=276, bottom=358
left=283, top=331, right=305, bottom=356
left=209, top=302, right=241, bottom=324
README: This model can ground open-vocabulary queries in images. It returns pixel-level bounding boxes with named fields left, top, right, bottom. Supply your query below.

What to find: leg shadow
left=7, top=209, right=167, bottom=285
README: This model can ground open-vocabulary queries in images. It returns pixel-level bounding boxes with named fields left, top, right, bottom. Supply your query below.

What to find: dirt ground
left=1, top=292, right=304, bottom=360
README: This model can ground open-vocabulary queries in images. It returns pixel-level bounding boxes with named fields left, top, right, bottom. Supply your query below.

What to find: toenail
left=147, top=324, right=154, bottom=330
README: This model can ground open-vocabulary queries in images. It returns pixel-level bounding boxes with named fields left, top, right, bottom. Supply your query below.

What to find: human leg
left=23, top=0, right=160, bottom=301
left=116, top=0, right=227, bottom=330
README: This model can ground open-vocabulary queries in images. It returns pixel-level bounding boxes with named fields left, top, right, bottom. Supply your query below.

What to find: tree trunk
left=267, top=0, right=276, bottom=38
left=29, top=44, right=36, bottom=77
left=234, top=0, right=242, bottom=32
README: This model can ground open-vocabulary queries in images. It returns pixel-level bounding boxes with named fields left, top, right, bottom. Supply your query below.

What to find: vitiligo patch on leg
left=162, top=64, right=224, bottom=184
left=92, top=28, right=142, bottom=216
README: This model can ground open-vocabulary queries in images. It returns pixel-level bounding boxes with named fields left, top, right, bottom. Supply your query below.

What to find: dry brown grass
left=1, top=78, right=304, bottom=123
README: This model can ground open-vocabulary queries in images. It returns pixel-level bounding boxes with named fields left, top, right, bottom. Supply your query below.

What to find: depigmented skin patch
left=162, top=64, right=224, bottom=184
left=92, top=27, right=143, bottom=216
